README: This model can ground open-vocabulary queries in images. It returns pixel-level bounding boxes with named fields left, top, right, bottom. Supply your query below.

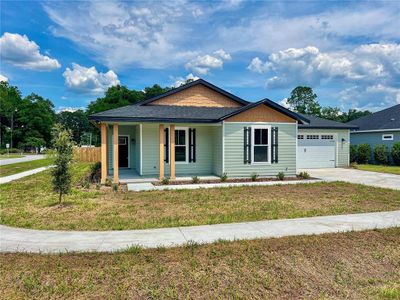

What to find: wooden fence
left=74, top=147, right=101, bottom=162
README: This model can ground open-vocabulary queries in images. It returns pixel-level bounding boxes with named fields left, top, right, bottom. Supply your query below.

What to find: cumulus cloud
left=0, top=33, right=61, bottom=71
left=0, top=74, right=8, bottom=82
left=63, top=63, right=120, bottom=94
left=257, top=43, right=400, bottom=88
left=173, top=73, right=200, bottom=87
left=56, top=106, right=86, bottom=113
left=247, top=57, right=269, bottom=73
left=185, top=49, right=231, bottom=75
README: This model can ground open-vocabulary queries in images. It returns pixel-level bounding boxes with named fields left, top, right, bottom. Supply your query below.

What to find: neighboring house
left=89, top=79, right=355, bottom=183
left=348, top=104, right=400, bottom=162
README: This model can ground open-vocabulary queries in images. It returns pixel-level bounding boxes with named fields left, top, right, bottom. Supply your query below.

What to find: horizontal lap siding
left=142, top=123, right=217, bottom=176
left=299, top=128, right=350, bottom=167
left=224, top=122, right=297, bottom=177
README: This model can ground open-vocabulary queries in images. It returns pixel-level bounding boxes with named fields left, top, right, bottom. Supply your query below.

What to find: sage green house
left=89, top=79, right=354, bottom=183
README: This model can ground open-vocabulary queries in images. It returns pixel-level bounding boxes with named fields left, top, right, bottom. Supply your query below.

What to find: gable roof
left=220, top=99, right=308, bottom=123
left=347, top=104, right=400, bottom=131
left=135, top=79, right=249, bottom=106
left=298, top=113, right=358, bottom=129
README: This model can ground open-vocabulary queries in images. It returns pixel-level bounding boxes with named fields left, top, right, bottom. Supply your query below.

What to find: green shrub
left=220, top=173, right=228, bottom=182
left=350, top=145, right=358, bottom=163
left=112, top=183, right=118, bottom=192
left=391, top=142, right=400, bottom=166
left=357, top=144, right=372, bottom=164
left=298, top=171, right=310, bottom=179
left=105, top=178, right=112, bottom=187
left=191, top=176, right=200, bottom=184
left=276, top=172, right=285, bottom=181
left=89, top=162, right=101, bottom=183
left=374, top=145, right=389, bottom=165
left=350, top=162, right=358, bottom=169
left=161, top=177, right=170, bottom=185
left=250, top=172, right=259, bottom=181
left=0, top=148, right=21, bottom=154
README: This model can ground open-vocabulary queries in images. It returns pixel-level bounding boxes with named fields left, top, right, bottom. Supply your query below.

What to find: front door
left=118, top=136, right=129, bottom=168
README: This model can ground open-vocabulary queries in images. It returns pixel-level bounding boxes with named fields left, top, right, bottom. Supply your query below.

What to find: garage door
left=297, top=134, right=336, bottom=168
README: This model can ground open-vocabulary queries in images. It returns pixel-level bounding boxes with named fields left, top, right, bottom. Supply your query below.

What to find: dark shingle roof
left=89, top=105, right=240, bottom=123
left=347, top=104, right=400, bottom=131
left=298, top=113, right=358, bottom=129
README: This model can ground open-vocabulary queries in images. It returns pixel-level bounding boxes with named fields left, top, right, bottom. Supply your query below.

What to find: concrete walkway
left=0, top=154, right=45, bottom=166
left=302, top=168, right=400, bottom=190
left=1, top=210, right=398, bottom=253
left=0, top=166, right=52, bottom=184
left=128, top=179, right=322, bottom=191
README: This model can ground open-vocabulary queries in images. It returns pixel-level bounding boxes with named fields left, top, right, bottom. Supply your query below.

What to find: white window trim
left=175, top=127, right=189, bottom=164
left=251, top=125, right=271, bottom=165
left=382, top=134, right=394, bottom=141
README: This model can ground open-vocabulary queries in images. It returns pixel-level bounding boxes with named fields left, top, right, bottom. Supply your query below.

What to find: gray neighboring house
left=348, top=104, right=400, bottom=161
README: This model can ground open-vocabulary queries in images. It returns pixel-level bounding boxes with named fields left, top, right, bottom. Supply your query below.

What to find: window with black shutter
left=243, top=127, right=251, bottom=164
left=271, top=127, right=278, bottom=163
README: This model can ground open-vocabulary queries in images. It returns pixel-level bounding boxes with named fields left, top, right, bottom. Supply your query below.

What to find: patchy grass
left=355, top=164, right=400, bottom=175
left=0, top=158, right=53, bottom=177
left=0, top=228, right=399, bottom=299
left=1, top=162, right=400, bottom=231
left=0, top=154, right=24, bottom=160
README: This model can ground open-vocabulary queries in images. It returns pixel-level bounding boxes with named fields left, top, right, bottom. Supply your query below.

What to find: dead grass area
left=1, top=162, right=399, bottom=230
left=1, top=228, right=399, bottom=299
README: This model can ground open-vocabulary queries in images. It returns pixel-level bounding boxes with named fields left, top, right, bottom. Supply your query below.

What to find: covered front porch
left=100, top=122, right=223, bottom=184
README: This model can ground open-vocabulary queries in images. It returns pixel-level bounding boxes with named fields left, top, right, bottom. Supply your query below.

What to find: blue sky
left=1, top=0, right=399, bottom=112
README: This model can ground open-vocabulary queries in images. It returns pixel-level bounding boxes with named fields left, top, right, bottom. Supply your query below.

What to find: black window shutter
left=189, top=128, right=196, bottom=163
left=164, top=127, right=169, bottom=163
left=271, top=127, right=278, bottom=163
left=243, top=127, right=251, bottom=164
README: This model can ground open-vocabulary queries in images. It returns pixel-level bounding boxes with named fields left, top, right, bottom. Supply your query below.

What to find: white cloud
left=57, top=106, right=86, bottom=113
left=217, top=6, right=400, bottom=54
left=0, top=74, right=8, bottom=82
left=173, top=73, right=200, bottom=87
left=0, top=32, right=61, bottom=71
left=279, top=98, right=290, bottom=109
left=247, top=57, right=269, bottom=73
left=185, top=49, right=231, bottom=75
left=63, top=63, right=120, bottom=94
left=255, top=43, right=400, bottom=89
left=44, top=1, right=197, bottom=69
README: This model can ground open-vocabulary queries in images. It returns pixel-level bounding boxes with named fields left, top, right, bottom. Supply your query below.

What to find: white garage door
left=297, top=134, right=336, bottom=168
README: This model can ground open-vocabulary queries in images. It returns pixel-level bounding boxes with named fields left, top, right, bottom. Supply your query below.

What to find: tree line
left=0, top=81, right=370, bottom=151
left=0, top=82, right=171, bottom=151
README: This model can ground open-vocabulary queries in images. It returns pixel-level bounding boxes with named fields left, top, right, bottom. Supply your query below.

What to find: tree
left=57, top=110, right=91, bottom=144
left=51, top=124, right=74, bottom=204
left=0, top=82, right=23, bottom=148
left=143, top=84, right=171, bottom=100
left=342, top=109, right=372, bottom=122
left=320, top=106, right=342, bottom=121
left=16, top=93, right=56, bottom=150
left=287, top=86, right=321, bottom=115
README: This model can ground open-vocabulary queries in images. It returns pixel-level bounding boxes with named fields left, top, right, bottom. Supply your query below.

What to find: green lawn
left=0, top=158, right=53, bottom=177
left=0, top=154, right=24, bottom=160
left=1, top=228, right=399, bottom=299
left=355, top=164, right=400, bottom=175
left=1, top=162, right=399, bottom=231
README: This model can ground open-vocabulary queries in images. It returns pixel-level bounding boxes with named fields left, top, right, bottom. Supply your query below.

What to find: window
left=307, top=135, right=319, bottom=140
left=118, top=137, right=127, bottom=145
left=175, top=128, right=188, bottom=163
left=298, top=135, right=304, bottom=140
left=252, top=126, right=270, bottom=163
left=321, top=135, right=334, bottom=140
left=382, top=134, right=394, bottom=141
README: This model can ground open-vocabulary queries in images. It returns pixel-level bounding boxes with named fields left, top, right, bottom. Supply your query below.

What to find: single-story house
left=347, top=104, right=400, bottom=162
left=89, top=79, right=355, bottom=183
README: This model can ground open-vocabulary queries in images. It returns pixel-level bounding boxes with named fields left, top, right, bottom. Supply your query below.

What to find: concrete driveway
left=302, top=168, right=400, bottom=190
left=0, top=154, right=45, bottom=166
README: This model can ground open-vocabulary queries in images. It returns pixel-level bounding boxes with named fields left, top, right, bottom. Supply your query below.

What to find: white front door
left=297, top=135, right=336, bottom=168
